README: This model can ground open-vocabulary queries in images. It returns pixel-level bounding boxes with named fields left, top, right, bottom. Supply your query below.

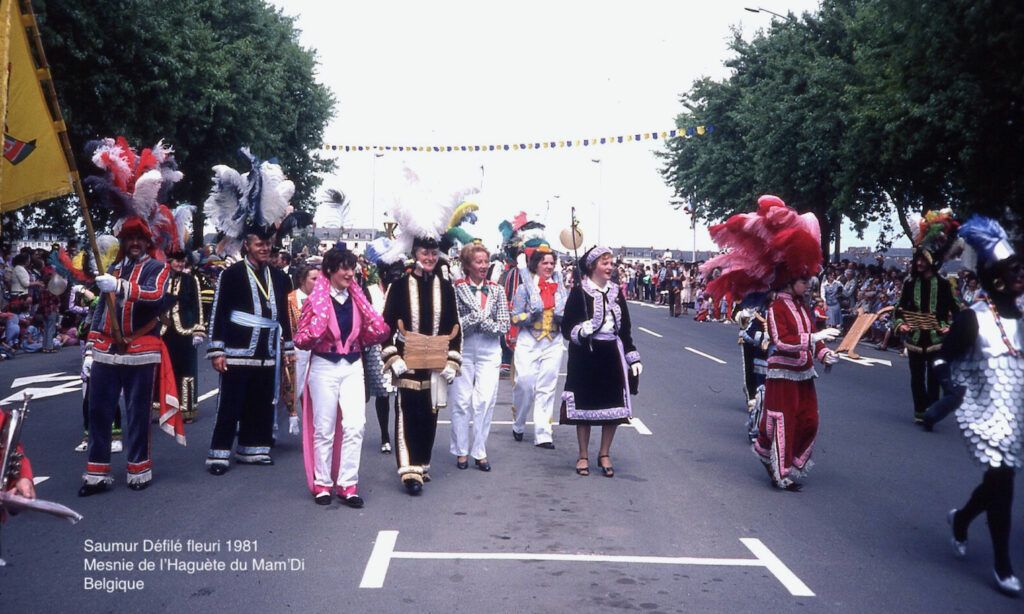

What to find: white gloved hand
left=95, top=274, right=118, bottom=293
left=390, top=357, right=409, bottom=377
left=288, top=415, right=300, bottom=436
left=823, top=351, right=839, bottom=366
left=630, top=362, right=643, bottom=377
left=441, top=364, right=457, bottom=384
left=579, top=321, right=595, bottom=338
left=81, top=354, right=93, bottom=381
left=811, top=327, right=841, bottom=344
left=192, top=335, right=205, bottom=348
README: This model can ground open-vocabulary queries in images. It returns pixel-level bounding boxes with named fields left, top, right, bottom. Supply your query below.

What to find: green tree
left=8, top=0, right=335, bottom=239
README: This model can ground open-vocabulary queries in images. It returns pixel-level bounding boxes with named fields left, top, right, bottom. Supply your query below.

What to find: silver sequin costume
left=951, top=301, right=1024, bottom=469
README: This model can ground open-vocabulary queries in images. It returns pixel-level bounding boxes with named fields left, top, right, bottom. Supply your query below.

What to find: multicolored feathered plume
left=82, top=136, right=184, bottom=261
left=443, top=201, right=480, bottom=249
left=700, top=195, right=822, bottom=301
left=913, top=208, right=960, bottom=265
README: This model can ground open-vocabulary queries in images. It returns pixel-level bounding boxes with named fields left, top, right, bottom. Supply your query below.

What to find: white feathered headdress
left=379, top=166, right=478, bottom=264
left=203, top=148, right=294, bottom=257
left=314, top=188, right=351, bottom=229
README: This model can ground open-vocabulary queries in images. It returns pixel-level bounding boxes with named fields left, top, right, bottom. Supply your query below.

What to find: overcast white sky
left=270, top=0, right=906, bottom=253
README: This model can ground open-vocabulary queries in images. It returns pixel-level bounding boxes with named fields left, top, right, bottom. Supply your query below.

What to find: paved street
left=1, top=303, right=1020, bottom=613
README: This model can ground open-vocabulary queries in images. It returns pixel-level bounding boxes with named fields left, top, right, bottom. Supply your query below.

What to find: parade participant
left=560, top=246, right=642, bottom=477
left=362, top=238, right=398, bottom=454
left=379, top=168, right=465, bottom=494
left=293, top=247, right=389, bottom=506
left=203, top=149, right=296, bottom=474
left=285, top=265, right=319, bottom=436
left=701, top=195, right=839, bottom=491
left=894, top=209, right=959, bottom=424
left=78, top=137, right=186, bottom=496
left=940, top=215, right=1023, bottom=596
left=160, top=209, right=206, bottom=423
left=450, top=244, right=510, bottom=471
left=1, top=407, right=36, bottom=503
left=737, top=293, right=771, bottom=442
left=492, top=212, right=547, bottom=376
left=511, top=246, right=567, bottom=448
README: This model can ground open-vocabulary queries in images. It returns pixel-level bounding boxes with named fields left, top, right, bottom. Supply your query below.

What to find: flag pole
left=17, top=0, right=122, bottom=342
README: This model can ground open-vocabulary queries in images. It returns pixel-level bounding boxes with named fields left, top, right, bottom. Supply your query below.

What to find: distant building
left=610, top=246, right=716, bottom=266
left=305, top=227, right=383, bottom=255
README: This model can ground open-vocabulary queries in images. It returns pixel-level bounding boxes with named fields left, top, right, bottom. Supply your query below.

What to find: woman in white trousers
left=450, top=244, right=510, bottom=471
left=511, top=249, right=568, bottom=449
left=294, top=248, right=390, bottom=506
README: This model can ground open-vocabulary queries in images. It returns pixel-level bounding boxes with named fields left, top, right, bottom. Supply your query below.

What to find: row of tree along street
left=659, top=0, right=1023, bottom=259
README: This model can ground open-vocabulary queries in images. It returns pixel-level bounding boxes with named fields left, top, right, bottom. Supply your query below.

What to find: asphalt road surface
left=0, top=302, right=1020, bottom=613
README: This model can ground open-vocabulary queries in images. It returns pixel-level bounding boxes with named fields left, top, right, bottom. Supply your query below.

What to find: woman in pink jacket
left=294, top=248, right=390, bottom=507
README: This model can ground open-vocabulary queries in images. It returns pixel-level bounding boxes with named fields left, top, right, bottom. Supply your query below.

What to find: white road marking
left=630, top=417, right=653, bottom=435
left=0, top=381, right=81, bottom=405
left=628, top=300, right=667, bottom=310
left=10, top=372, right=80, bottom=388
left=639, top=327, right=663, bottom=338
left=684, top=346, right=727, bottom=364
left=361, top=531, right=813, bottom=597
left=741, top=538, right=816, bottom=597
left=198, top=389, right=220, bottom=402
left=838, top=355, right=892, bottom=368
left=32, top=476, right=49, bottom=485
left=437, top=419, right=651, bottom=435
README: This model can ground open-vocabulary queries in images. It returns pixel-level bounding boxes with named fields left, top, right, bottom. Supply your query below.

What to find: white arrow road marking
left=32, top=476, right=50, bottom=485
left=1, top=380, right=82, bottom=405
left=639, top=327, right=663, bottom=338
left=10, top=372, right=80, bottom=388
left=360, top=530, right=813, bottom=597
left=436, top=419, right=652, bottom=435
left=839, top=355, right=892, bottom=368
left=685, top=346, right=727, bottom=364
left=198, top=389, right=220, bottom=403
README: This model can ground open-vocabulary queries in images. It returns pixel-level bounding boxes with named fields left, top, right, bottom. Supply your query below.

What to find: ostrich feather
left=958, top=214, right=1014, bottom=268
left=315, top=188, right=351, bottom=229
left=203, top=165, right=245, bottom=239
left=131, top=169, right=163, bottom=222
left=174, top=205, right=196, bottom=251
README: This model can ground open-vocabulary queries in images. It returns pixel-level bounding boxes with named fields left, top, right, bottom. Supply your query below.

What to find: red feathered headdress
left=699, top=195, right=822, bottom=302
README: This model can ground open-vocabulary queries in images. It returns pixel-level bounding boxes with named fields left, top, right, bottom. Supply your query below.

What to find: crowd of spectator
left=610, top=255, right=986, bottom=354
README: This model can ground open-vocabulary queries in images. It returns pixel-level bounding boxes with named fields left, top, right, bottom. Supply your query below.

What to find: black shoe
left=598, top=455, right=614, bottom=478
left=536, top=442, right=555, bottom=450
left=782, top=481, right=803, bottom=492
left=208, top=464, right=228, bottom=476
left=78, top=482, right=110, bottom=497
left=513, top=431, right=524, bottom=442
left=340, top=494, right=365, bottom=509
left=403, top=479, right=422, bottom=495
left=456, top=458, right=469, bottom=470
left=475, top=459, right=491, bottom=472
left=422, top=473, right=431, bottom=483
left=127, top=481, right=150, bottom=491
left=315, top=493, right=332, bottom=506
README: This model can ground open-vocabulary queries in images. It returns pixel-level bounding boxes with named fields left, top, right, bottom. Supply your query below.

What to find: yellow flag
left=1, top=0, right=73, bottom=212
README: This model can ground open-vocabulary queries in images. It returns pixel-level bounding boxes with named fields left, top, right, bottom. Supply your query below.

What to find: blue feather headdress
left=958, top=215, right=1015, bottom=270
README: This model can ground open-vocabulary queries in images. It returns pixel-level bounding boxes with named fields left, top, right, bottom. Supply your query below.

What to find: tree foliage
left=8, top=0, right=335, bottom=239
left=660, top=0, right=1024, bottom=255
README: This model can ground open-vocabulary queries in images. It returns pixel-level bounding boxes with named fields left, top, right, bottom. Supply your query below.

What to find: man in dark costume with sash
left=894, top=209, right=959, bottom=424
left=203, top=150, right=296, bottom=474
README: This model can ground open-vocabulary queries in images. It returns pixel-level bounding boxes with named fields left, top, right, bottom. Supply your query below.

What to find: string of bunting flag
left=318, top=125, right=714, bottom=153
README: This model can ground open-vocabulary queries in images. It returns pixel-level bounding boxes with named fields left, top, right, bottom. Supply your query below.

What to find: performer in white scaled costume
left=511, top=246, right=568, bottom=448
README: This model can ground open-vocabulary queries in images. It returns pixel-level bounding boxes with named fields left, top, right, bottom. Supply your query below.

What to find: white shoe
left=111, top=440, right=123, bottom=454
left=993, top=570, right=1022, bottom=596
left=947, top=509, right=967, bottom=558
left=74, top=438, right=88, bottom=453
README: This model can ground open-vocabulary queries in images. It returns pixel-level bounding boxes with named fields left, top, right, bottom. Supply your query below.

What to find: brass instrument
left=0, top=394, right=31, bottom=494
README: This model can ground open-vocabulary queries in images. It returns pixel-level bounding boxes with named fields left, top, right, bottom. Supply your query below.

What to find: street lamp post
left=744, top=6, right=796, bottom=21
left=672, top=198, right=698, bottom=263
left=371, top=152, right=384, bottom=230
left=591, top=158, right=602, bottom=245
